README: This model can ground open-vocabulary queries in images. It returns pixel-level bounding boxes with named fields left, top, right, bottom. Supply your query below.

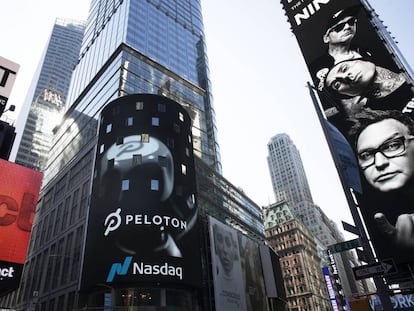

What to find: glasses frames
left=358, top=136, right=414, bottom=170
left=329, top=17, right=357, bottom=33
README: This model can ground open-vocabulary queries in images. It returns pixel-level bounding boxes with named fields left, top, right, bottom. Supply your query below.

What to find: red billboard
left=0, top=159, right=43, bottom=293
left=280, top=0, right=414, bottom=264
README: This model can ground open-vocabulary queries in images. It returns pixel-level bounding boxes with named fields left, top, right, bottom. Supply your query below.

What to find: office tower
left=0, top=1, right=273, bottom=310
left=266, top=133, right=364, bottom=304
left=263, top=201, right=331, bottom=311
left=14, top=18, right=86, bottom=170
left=267, top=133, right=313, bottom=206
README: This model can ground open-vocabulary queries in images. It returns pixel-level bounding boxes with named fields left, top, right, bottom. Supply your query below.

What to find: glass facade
left=195, top=157, right=265, bottom=240
left=15, top=18, right=86, bottom=170
left=0, top=1, right=268, bottom=310
left=63, top=0, right=220, bottom=177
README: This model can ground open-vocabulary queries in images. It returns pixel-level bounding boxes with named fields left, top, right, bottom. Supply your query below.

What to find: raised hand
left=374, top=213, right=414, bottom=248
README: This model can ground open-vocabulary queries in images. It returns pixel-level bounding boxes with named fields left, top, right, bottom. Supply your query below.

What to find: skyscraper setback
left=14, top=18, right=86, bottom=170
left=267, top=133, right=313, bottom=207
left=1, top=1, right=274, bottom=310
left=266, top=133, right=366, bottom=302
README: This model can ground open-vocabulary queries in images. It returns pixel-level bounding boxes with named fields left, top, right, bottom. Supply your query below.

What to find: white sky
left=2, top=0, right=413, bottom=238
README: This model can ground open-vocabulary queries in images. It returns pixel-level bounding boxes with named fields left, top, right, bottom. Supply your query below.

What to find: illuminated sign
left=0, top=159, right=42, bottom=293
left=322, top=266, right=340, bottom=311
left=81, top=94, right=201, bottom=289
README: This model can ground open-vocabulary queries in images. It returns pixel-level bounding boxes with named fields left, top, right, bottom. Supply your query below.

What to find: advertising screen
left=238, top=234, right=268, bottom=311
left=208, top=216, right=271, bottom=311
left=0, top=56, right=19, bottom=116
left=280, top=0, right=414, bottom=263
left=81, top=94, right=202, bottom=290
left=322, top=266, right=340, bottom=311
left=209, top=217, right=247, bottom=311
left=0, top=159, right=43, bottom=293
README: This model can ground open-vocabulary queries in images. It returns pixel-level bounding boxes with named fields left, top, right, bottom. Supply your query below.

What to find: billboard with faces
left=0, top=159, right=43, bottom=293
left=280, top=0, right=414, bottom=264
left=208, top=216, right=270, bottom=311
left=80, top=94, right=202, bottom=290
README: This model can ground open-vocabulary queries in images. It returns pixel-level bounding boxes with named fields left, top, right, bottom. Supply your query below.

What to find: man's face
left=325, top=59, right=376, bottom=97
left=324, top=16, right=357, bottom=45
left=357, top=119, right=414, bottom=192
left=214, top=227, right=235, bottom=275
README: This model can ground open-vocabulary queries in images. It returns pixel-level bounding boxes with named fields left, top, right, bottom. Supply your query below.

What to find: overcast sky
left=2, top=0, right=413, bottom=238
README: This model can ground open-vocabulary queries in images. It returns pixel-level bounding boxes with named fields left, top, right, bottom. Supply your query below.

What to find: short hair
left=323, top=58, right=374, bottom=100
left=348, top=109, right=414, bottom=149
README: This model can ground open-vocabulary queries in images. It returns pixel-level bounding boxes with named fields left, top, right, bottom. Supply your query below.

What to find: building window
left=121, top=180, right=129, bottom=191
left=151, top=179, right=159, bottom=191
left=158, top=155, right=168, bottom=167
left=106, top=123, right=112, bottom=133
left=179, top=112, right=184, bottom=122
left=132, top=154, right=142, bottom=165
left=181, top=164, right=186, bottom=175
left=152, top=117, right=159, bottom=126
left=100, top=144, right=105, bottom=154
left=116, top=137, right=124, bottom=145
left=136, top=101, right=144, bottom=110
left=126, top=117, right=133, bottom=126
left=158, top=103, right=166, bottom=112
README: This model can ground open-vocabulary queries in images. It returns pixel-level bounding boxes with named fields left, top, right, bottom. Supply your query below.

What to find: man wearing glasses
left=322, top=6, right=361, bottom=64
left=311, top=5, right=372, bottom=91
left=349, top=109, right=414, bottom=248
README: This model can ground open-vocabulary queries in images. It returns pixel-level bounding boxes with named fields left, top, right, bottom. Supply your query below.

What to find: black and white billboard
left=280, top=0, right=414, bottom=264
left=209, top=217, right=247, bottom=311
left=81, top=94, right=202, bottom=289
left=208, top=216, right=272, bottom=311
left=0, top=56, right=19, bottom=116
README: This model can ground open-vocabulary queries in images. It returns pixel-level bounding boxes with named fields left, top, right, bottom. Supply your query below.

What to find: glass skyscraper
left=1, top=1, right=270, bottom=310
left=42, top=0, right=221, bottom=187
left=14, top=18, right=86, bottom=171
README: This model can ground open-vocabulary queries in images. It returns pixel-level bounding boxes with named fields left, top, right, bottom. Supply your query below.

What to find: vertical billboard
left=322, top=266, right=340, bottom=311
left=81, top=94, right=202, bottom=289
left=280, top=0, right=414, bottom=263
left=0, top=56, right=19, bottom=117
left=208, top=216, right=270, bottom=311
left=209, top=216, right=247, bottom=311
left=0, top=159, right=43, bottom=293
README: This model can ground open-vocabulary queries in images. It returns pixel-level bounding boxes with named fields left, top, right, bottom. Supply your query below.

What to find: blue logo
left=106, top=256, right=132, bottom=282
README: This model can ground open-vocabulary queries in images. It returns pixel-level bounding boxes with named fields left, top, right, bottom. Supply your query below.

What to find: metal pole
left=306, top=82, right=394, bottom=311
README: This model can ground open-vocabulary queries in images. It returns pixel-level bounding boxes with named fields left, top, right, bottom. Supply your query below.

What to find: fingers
left=374, top=213, right=396, bottom=236
left=395, top=214, right=414, bottom=248
left=375, top=213, right=414, bottom=248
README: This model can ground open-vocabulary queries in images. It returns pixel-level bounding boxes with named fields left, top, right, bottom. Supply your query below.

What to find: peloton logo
left=104, top=208, right=122, bottom=236
left=106, top=257, right=183, bottom=282
left=103, top=208, right=188, bottom=237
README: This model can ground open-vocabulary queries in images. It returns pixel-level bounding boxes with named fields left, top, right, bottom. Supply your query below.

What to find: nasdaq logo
left=106, top=256, right=132, bottom=282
